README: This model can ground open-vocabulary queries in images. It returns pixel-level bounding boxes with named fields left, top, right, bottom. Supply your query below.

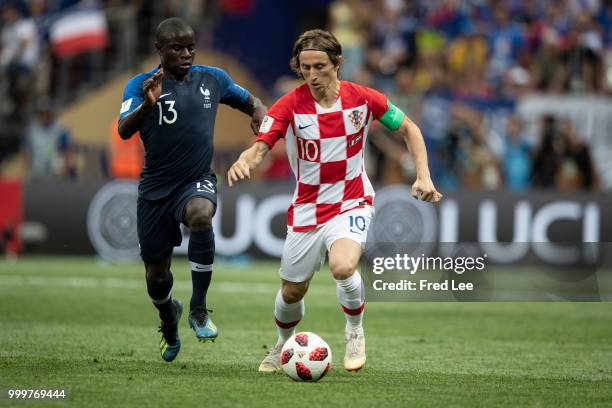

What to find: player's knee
left=190, top=212, right=212, bottom=230
left=281, top=283, right=307, bottom=303
left=329, top=259, right=357, bottom=280
left=145, top=260, right=171, bottom=281
left=186, top=199, right=214, bottom=229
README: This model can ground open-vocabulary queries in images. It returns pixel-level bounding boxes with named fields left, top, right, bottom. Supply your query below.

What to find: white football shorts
left=279, top=206, right=374, bottom=283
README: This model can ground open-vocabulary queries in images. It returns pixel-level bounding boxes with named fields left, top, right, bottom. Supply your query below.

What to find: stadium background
left=1, top=0, right=612, bottom=406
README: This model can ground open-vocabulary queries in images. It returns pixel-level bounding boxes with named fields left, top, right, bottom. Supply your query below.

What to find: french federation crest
left=200, top=86, right=211, bottom=99
left=349, top=109, right=364, bottom=130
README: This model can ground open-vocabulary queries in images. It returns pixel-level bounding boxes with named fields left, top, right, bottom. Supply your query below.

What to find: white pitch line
left=0, top=275, right=335, bottom=295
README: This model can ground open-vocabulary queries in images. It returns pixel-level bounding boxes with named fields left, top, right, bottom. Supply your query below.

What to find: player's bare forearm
left=398, top=117, right=430, bottom=179
left=228, top=141, right=270, bottom=186
left=246, top=140, right=270, bottom=166
left=118, top=102, right=154, bottom=139
left=240, top=94, right=265, bottom=116
left=396, top=117, right=442, bottom=202
left=241, top=94, right=268, bottom=135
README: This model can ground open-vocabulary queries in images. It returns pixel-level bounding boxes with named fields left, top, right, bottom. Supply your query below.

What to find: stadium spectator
left=426, top=0, right=469, bottom=40
left=391, top=67, right=423, bottom=119
left=446, top=23, right=490, bottom=99
left=369, top=127, right=416, bottom=184
left=449, top=104, right=502, bottom=190
left=502, top=116, right=532, bottom=191
left=108, top=119, right=143, bottom=179
left=486, top=7, right=524, bottom=85
left=529, top=28, right=566, bottom=92
left=530, top=115, right=598, bottom=191
left=562, top=12, right=604, bottom=92
left=532, top=115, right=562, bottom=189
left=23, top=100, right=75, bottom=179
left=1, top=0, right=609, bottom=190
left=329, top=0, right=369, bottom=81
left=555, top=118, right=598, bottom=190
left=0, top=0, right=40, bottom=119
left=418, top=63, right=452, bottom=183
left=368, top=67, right=424, bottom=184
left=366, top=1, right=417, bottom=92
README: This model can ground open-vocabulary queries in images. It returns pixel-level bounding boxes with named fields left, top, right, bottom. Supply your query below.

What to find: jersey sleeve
left=255, top=93, right=293, bottom=149
left=119, top=74, right=146, bottom=120
left=209, top=67, right=250, bottom=109
left=362, top=86, right=389, bottom=121
left=362, top=85, right=406, bottom=131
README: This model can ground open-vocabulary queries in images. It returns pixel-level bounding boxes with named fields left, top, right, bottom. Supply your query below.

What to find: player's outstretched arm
left=396, top=117, right=443, bottom=203
left=118, top=69, right=164, bottom=139
left=227, top=141, right=270, bottom=187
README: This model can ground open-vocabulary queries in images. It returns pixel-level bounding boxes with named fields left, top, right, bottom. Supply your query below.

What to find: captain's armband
left=378, top=101, right=405, bottom=131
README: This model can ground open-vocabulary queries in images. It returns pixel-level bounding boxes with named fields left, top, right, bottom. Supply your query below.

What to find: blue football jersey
left=119, top=65, right=250, bottom=200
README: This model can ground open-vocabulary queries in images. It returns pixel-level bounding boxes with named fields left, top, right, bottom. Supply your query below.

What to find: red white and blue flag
left=49, top=8, right=108, bottom=59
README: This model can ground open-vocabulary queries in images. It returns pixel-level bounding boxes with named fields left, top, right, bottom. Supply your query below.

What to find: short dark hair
left=290, top=29, right=342, bottom=78
left=155, top=17, right=193, bottom=45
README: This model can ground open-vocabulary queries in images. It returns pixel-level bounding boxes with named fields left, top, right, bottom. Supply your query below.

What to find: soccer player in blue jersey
left=118, top=17, right=267, bottom=362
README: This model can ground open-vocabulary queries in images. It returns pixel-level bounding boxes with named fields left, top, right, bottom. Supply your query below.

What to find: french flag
left=50, top=8, right=108, bottom=59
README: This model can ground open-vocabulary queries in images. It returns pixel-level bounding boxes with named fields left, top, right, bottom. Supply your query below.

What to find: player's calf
left=146, top=262, right=177, bottom=324
left=274, top=288, right=305, bottom=345
left=185, top=197, right=217, bottom=340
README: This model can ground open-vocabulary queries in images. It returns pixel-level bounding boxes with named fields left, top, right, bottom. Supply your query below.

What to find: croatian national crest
left=349, top=109, right=364, bottom=131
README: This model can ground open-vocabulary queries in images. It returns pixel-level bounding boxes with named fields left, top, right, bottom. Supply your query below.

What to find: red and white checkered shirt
left=256, top=81, right=390, bottom=232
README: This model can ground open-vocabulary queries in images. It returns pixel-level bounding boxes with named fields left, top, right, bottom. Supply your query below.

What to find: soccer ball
left=281, top=332, right=332, bottom=382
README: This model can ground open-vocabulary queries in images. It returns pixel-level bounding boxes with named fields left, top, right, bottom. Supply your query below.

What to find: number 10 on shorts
left=349, top=215, right=367, bottom=233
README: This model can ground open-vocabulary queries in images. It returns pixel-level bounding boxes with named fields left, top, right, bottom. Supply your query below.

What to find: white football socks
left=274, top=289, right=304, bottom=346
left=336, top=271, right=365, bottom=334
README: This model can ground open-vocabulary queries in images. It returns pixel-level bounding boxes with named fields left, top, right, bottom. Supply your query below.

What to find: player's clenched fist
left=142, top=68, right=165, bottom=107
left=411, top=176, right=443, bottom=203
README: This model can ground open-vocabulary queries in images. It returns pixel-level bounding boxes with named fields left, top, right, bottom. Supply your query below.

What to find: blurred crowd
left=264, top=0, right=611, bottom=192
left=0, top=0, right=609, bottom=191
left=320, top=0, right=609, bottom=191
left=0, top=0, right=203, bottom=179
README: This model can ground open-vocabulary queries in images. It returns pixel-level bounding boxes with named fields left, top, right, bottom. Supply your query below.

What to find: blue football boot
left=188, top=306, right=218, bottom=343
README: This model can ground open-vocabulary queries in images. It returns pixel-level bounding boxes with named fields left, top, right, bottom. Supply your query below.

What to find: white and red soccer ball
left=281, top=332, right=332, bottom=382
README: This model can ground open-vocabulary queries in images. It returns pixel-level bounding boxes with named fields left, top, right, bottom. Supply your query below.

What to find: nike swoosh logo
left=159, top=93, right=172, bottom=99
left=298, top=124, right=313, bottom=130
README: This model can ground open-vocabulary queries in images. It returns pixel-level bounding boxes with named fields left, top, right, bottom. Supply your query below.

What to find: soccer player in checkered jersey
left=228, top=29, right=442, bottom=372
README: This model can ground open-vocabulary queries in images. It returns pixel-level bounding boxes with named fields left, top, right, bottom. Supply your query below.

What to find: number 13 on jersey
left=157, top=100, right=177, bottom=125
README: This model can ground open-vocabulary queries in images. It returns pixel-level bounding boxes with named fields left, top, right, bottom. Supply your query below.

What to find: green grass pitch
left=1, top=257, right=611, bottom=407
